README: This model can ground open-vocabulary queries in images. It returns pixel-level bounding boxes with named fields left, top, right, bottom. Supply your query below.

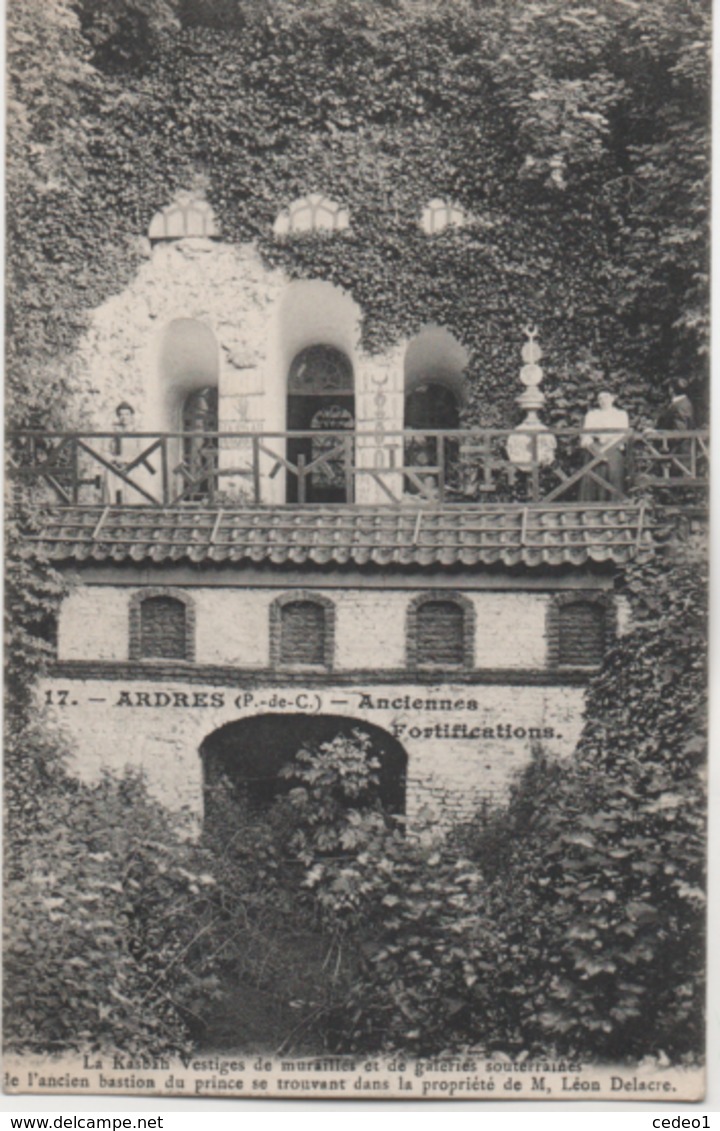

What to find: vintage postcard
left=4, top=0, right=708, bottom=1103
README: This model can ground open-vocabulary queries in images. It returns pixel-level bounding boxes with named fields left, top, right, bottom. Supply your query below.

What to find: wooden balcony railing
left=6, top=427, right=709, bottom=508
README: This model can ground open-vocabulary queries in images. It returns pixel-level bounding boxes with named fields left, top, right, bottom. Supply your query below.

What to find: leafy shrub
left=327, top=836, right=499, bottom=1054
left=184, top=735, right=390, bottom=1053
left=314, top=545, right=706, bottom=1060
left=278, top=729, right=388, bottom=863
left=457, top=545, right=707, bottom=1059
left=4, top=744, right=221, bottom=1055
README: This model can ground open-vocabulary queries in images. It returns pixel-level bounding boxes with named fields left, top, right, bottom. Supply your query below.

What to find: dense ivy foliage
left=4, top=0, right=708, bottom=1062
left=477, top=544, right=707, bottom=1059
left=5, top=502, right=65, bottom=718
left=328, top=542, right=706, bottom=1058
left=7, top=0, right=710, bottom=428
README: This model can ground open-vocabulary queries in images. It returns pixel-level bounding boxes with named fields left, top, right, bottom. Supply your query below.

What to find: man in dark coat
left=653, top=386, right=696, bottom=477
left=655, top=386, right=695, bottom=432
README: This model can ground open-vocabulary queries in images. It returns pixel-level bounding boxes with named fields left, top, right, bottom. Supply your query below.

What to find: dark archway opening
left=286, top=345, right=355, bottom=503
left=200, top=713, right=407, bottom=826
left=404, top=382, right=461, bottom=495
left=182, top=386, right=218, bottom=499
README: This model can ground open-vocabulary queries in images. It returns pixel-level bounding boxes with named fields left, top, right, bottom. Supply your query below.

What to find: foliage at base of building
left=4, top=539, right=706, bottom=1058
left=4, top=734, right=221, bottom=1056
left=311, top=543, right=706, bottom=1058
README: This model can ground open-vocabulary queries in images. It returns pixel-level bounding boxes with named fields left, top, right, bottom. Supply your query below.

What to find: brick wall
left=38, top=674, right=587, bottom=823
left=58, top=585, right=583, bottom=671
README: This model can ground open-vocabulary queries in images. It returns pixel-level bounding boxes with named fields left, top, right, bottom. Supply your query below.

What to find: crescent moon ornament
left=522, top=325, right=543, bottom=365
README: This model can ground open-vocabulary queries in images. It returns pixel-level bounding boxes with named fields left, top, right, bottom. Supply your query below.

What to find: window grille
left=558, top=601, right=606, bottom=666
left=274, top=193, right=350, bottom=236
left=420, top=198, right=466, bottom=235
left=279, top=600, right=327, bottom=666
left=140, top=596, right=188, bottom=660
left=416, top=599, right=466, bottom=666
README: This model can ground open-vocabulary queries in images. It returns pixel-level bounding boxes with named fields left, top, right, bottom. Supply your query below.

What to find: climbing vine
left=7, top=0, right=710, bottom=429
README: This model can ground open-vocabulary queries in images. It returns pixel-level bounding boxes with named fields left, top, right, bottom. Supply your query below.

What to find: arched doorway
left=200, top=713, right=407, bottom=826
left=286, top=345, right=355, bottom=503
left=403, top=326, right=469, bottom=496
left=405, top=382, right=460, bottom=432
left=158, top=318, right=220, bottom=501
left=182, top=386, right=218, bottom=499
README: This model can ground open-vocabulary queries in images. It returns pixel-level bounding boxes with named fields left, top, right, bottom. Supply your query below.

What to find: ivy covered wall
left=7, top=0, right=709, bottom=430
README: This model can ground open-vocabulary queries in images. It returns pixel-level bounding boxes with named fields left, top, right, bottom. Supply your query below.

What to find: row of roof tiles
left=27, top=504, right=654, bottom=569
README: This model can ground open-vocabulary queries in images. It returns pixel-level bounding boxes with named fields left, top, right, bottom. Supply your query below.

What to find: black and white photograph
left=3, top=0, right=710, bottom=1104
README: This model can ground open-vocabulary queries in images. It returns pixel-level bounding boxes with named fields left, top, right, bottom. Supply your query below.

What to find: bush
left=461, top=545, right=707, bottom=1060
left=327, top=836, right=498, bottom=1054
left=4, top=747, right=221, bottom=1055
left=317, top=545, right=706, bottom=1060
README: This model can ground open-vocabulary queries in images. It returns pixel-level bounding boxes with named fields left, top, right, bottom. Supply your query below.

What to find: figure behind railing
left=181, top=387, right=219, bottom=501
left=103, top=403, right=137, bottom=504
left=652, top=384, right=696, bottom=477
left=102, top=402, right=158, bottom=505
left=578, top=391, right=630, bottom=502
left=655, top=385, right=695, bottom=432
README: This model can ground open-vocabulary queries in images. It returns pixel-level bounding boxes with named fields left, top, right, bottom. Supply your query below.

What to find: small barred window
left=140, top=596, right=188, bottom=660
left=416, top=599, right=466, bottom=666
left=148, top=195, right=218, bottom=241
left=274, top=193, right=350, bottom=237
left=279, top=600, right=327, bottom=666
left=558, top=601, right=606, bottom=666
left=420, top=198, right=466, bottom=235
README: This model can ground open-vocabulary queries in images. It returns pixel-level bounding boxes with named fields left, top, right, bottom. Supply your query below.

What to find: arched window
left=287, top=345, right=355, bottom=503
left=148, top=195, right=218, bottom=241
left=271, top=593, right=335, bottom=669
left=547, top=593, right=613, bottom=668
left=274, top=193, right=350, bottom=237
left=420, top=198, right=466, bottom=235
left=403, top=327, right=469, bottom=497
left=130, top=590, right=195, bottom=662
left=558, top=601, right=606, bottom=667
left=158, top=318, right=219, bottom=502
left=408, top=594, right=474, bottom=669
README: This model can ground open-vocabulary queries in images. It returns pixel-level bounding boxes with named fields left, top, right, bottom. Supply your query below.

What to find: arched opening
left=275, top=598, right=332, bottom=668
left=158, top=319, right=219, bottom=500
left=130, top=588, right=195, bottom=662
left=404, top=326, right=469, bottom=495
left=286, top=344, right=355, bottom=503
left=182, top=386, right=218, bottom=499
left=416, top=599, right=465, bottom=666
left=139, top=595, right=188, bottom=660
left=408, top=592, right=474, bottom=669
left=558, top=600, right=606, bottom=666
left=270, top=280, right=361, bottom=504
left=200, top=714, right=407, bottom=826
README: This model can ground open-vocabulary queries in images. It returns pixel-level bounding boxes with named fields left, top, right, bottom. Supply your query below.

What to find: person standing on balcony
left=655, top=385, right=695, bottom=432
left=652, top=384, right=696, bottom=476
left=103, top=401, right=146, bottom=505
left=579, top=390, right=630, bottom=501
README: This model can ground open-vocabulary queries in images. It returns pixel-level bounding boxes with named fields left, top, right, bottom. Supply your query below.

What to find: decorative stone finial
left=506, top=327, right=557, bottom=471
